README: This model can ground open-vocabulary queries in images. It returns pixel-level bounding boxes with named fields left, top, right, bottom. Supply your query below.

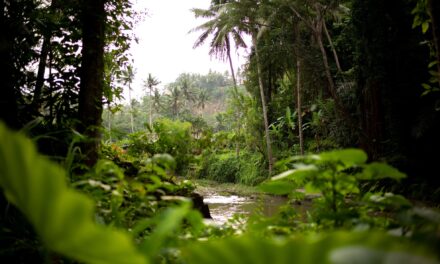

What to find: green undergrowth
left=197, top=150, right=267, bottom=185
left=191, top=179, right=260, bottom=196
left=1, top=123, right=440, bottom=264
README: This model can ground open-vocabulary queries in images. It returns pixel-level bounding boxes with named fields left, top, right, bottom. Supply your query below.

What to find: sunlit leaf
left=422, top=22, right=429, bottom=33
left=271, top=165, right=318, bottom=181
left=366, top=193, right=412, bottom=209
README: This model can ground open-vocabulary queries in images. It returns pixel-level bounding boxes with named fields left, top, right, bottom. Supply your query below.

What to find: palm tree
left=121, top=65, right=135, bottom=133
left=190, top=0, right=247, bottom=89
left=236, top=0, right=276, bottom=174
left=192, top=0, right=276, bottom=174
left=179, top=74, right=195, bottom=105
left=144, top=73, right=160, bottom=127
left=191, top=0, right=249, bottom=163
left=167, top=85, right=182, bottom=119
left=152, top=89, right=162, bottom=110
left=197, top=89, right=209, bottom=111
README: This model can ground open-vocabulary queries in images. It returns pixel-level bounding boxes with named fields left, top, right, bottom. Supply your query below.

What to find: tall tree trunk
left=107, top=106, right=112, bottom=142
left=32, top=0, right=58, bottom=110
left=0, top=0, right=19, bottom=129
left=48, top=47, right=54, bottom=122
left=290, top=5, right=350, bottom=119
left=315, top=21, right=355, bottom=125
left=149, top=88, right=153, bottom=128
left=315, top=23, right=338, bottom=102
left=226, top=35, right=237, bottom=88
left=253, top=35, right=274, bottom=175
left=323, top=21, right=342, bottom=73
left=428, top=0, right=440, bottom=88
left=32, top=39, right=49, bottom=110
left=78, top=0, right=105, bottom=167
left=128, top=84, right=134, bottom=133
left=296, top=57, right=304, bottom=155
left=226, top=35, right=241, bottom=158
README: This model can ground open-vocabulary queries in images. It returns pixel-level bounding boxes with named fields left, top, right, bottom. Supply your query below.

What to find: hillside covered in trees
left=1, top=0, right=440, bottom=263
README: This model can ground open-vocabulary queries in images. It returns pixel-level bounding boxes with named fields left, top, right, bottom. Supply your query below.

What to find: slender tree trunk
left=317, top=23, right=354, bottom=116
left=428, top=0, right=440, bottom=88
left=48, top=47, right=54, bottom=122
left=149, top=88, right=153, bottom=128
left=78, top=0, right=105, bottom=167
left=107, top=105, right=112, bottom=142
left=296, top=58, right=304, bottom=155
left=32, top=38, right=50, bottom=110
left=316, top=24, right=337, bottom=101
left=253, top=36, right=274, bottom=175
left=294, top=24, right=304, bottom=155
left=291, top=5, right=348, bottom=116
left=323, top=21, right=342, bottom=73
left=226, top=35, right=237, bottom=88
left=32, top=0, right=58, bottom=110
left=128, top=84, right=134, bottom=133
left=226, top=35, right=241, bottom=158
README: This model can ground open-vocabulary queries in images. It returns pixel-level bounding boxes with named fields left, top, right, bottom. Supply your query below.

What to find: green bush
left=153, top=118, right=194, bottom=173
left=2, top=123, right=439, bottom=264
left=0, top=123, right=147, bottom=264
left=198, top=151, right=266, bottom=185
left=123, top=118, right=194, bottom=174
left=236, top=151, right=266, bottom=185
left=199, top=151, right=239, bottom=183
left=260, top=149, right=409, bottom=228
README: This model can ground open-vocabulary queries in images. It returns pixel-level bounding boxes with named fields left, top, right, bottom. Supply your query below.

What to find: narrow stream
left=203, top=193, right=288, bottom=225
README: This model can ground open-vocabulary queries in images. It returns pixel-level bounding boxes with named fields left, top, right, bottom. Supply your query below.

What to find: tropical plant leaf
left=182, top=232, right=439, bottom=264
left=357, top=162, right=406, bottom=180
left=271, top=164, right=318, bottom=181
left=0, top=123, right=148, bottom=264
left=317, top=149, right=368, bottom=167
left=140, top=202, right=192, bottom=257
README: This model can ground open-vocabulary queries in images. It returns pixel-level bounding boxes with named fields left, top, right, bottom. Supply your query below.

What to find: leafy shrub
left=199, top=151, right=239, bottom=183
left=0, top=123, right=147, bottom=264
left=198, top=151, right=266, bottom=185
left=123, top=118, right=194, bottom=174
left=236, top=151, right=266, bottom=185
left=260, top=149, right=409, bottom=228
left=1, top=123, right=439, bottom=264
left=153, top=118, right=193, bottom=173
left=125, top=131, right=151, bottom=157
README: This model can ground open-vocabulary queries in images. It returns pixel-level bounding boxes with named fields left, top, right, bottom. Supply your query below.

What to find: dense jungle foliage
left=1, top=0, right=440, bottom=263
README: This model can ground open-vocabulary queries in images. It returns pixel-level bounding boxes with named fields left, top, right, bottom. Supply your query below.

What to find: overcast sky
left=128, top=0, right=249, bottom=100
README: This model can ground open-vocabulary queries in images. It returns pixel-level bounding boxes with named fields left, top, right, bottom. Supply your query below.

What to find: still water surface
left=203, top=193, right=288, bottom=225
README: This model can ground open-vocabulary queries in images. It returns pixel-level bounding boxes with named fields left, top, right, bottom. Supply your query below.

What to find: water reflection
left=203, top=194, right=287, bottom=225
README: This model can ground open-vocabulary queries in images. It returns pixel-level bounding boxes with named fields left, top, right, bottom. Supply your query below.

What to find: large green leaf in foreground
left=183, top=232, right=439, bottom=264
left=0, top=123, right=147, bottom=264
